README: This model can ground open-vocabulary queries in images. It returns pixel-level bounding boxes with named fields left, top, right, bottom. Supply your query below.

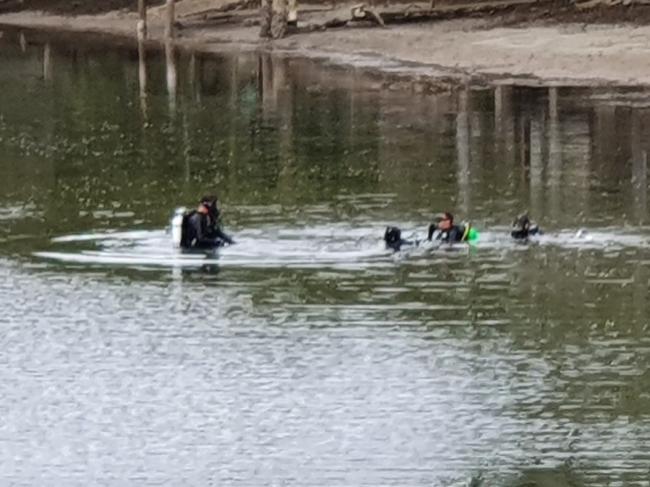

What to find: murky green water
left=2, top=27, right=650, bottom=486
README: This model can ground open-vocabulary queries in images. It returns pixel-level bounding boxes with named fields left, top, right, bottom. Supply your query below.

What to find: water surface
left=2, top=28, right=650, bottom=486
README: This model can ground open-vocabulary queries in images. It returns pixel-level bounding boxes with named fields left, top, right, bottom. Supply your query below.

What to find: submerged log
left=178, top=0, right=541, bottom=35
left=180, top=0, right=258, bottom=19
left=322, top=17, right=348, bottom=27
left=574, top=0, right=631, bottom=8
left=344, top=0, right=541, bottom=27
left=351, top=3, right=385, bottom=25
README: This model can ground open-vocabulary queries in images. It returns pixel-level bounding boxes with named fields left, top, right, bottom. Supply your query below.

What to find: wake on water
left=36, top=224, right=389, bottom=270
left=33, top=222, right=650, bottom=270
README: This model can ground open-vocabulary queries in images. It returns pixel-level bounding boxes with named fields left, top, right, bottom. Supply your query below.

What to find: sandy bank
left=1, top=8, right=650, bottom=86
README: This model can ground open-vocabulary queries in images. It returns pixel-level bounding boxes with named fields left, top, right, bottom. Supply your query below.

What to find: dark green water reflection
left=1, top=27, right=650, bottom=486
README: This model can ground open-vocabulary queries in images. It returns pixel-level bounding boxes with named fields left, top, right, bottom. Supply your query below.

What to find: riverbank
left=2, top=3, right=650, bottom=87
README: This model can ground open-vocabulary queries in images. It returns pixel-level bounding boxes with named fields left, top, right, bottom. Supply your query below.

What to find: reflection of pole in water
left=188, top=52, right=202, bottom=104
left=518, top=114, right=530, bottom=169
left=19, top=31, right=27, bottom=53
left=630, top=113, right=648, bottom=327
left=258, top=53, right=293, bottom=183
left=548, top=86, right=558, bottom=120
left=349, top=70, right=357, bottom=145
left=547, top=87, right=562, bottom=218
left=43, top=42, right=53, bottom=81
left=272, top=56, right=287, bottom=107
left=259, top=53, right=276, bottom=115
left=189, top=53, right=196, bottom=88
left=230, top=55, right=240, bottom=110
left=593, top=105, right=617, bottom=175
left=494, top=85, right=514, bottom=142
left=165, top=39, right=177, bottom=115
left=226, top=55, right=240, bottom=188
left=631, top=111, right=647, bottom=223
left=274, top=57, right=293, bottom=184
left=639, top=151, right=648, bottom=222
left=164, top=0, right=178, bottom=120
left=137, top=25, right=148, bottom=118
left=182, top=110, right=191, bottom=183
left=529, top=112, right=544, bottom=219
left=456, top=88, right=471, bottom=215
left=494, top=85, right=516, bottom=193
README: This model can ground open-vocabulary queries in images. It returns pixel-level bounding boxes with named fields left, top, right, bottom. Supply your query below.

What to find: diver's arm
left=427, top=224, right=437, bottom=241
left=213, top=226, right=235, bottom=245
left=393, top=239, right=415, bottom=250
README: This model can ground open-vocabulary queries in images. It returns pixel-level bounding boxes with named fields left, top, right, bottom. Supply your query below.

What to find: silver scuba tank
left=171, top=207, right=186, bottom=248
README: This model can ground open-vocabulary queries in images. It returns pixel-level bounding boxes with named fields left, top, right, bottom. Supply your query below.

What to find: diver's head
left=199, top=194, right=220, bottom=219
left=513, top=213, right=531, bottom=230
left=434, top=212, right=454, bottom=231
left=511, top=213, right=531, bottom=239
left=384, top=226, right=402, bottom=250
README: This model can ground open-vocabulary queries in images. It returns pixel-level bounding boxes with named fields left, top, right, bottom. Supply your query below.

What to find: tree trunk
left=270, top=0, right=288, bottom=39
left=259, top=0, right=272, bottom=38
left=260, top=0, right=288, bottom=39
left=287, top=0, right=297, bottom=25
left=138, top=0, right=147, bottom=38
left=165, top=0, right=175, bottom=39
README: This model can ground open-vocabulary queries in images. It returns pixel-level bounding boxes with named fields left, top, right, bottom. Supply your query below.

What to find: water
left=2, top=27, right=650, bottom=486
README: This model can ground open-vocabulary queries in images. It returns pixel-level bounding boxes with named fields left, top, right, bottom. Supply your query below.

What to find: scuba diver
left=384, top=212, right=544, bottom=251
left=176, top=195, right=235, bottom=250
left=511, top=213, right=541, bottom=240
left=384, top=226, right=417, bottom=252
left=427, top=212, right=477, bottom=243
left=384, top=212, right=478, bottom=251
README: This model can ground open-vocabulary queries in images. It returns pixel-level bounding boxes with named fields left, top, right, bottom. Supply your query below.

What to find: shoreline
left=2, top=9, right=650, bottom=88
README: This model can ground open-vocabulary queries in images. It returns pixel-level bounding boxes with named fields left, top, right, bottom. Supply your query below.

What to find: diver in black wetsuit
left=180, top=195, right=235, bottom=250
left=384, top=226, right=417, bottom=252
left=385, top=212, right=542, bottom=250
left=511, top=213, right=541, bottom=241
left=427, top=212, right=471, bottom=243
left=385, top=212, right=476, bottom=251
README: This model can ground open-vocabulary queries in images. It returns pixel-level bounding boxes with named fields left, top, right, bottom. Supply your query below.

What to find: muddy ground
left=5, top=0, right=650, bottom=24
left=2, top=0, right=650, bottom=86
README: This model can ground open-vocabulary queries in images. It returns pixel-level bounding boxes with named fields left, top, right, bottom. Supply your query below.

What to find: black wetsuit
left=384, top=226, right=417, bottom=252
left=181, top=211, right=234, bottom=249
left=511, top=225, right=541, bottom=240
left=428, top=223, right=468, bottom=243
left=511, top=214, right=542, bottom=240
